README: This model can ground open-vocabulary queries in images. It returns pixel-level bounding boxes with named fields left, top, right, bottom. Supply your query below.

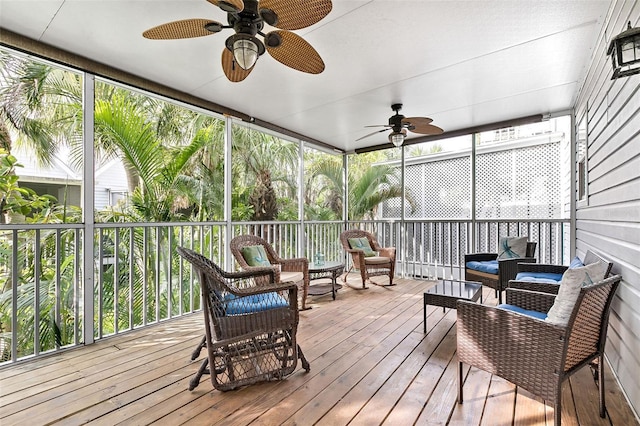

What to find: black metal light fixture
left=226, top=33, right=265, bottom=70
left=607, top=21, right=640, bottom=79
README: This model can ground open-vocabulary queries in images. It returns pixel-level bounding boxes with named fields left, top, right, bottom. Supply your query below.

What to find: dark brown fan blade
left=265, top=31, right=325, bottom=74
left=402, top=116, right=433, bottom=129
left=221, top=48, right=253, bottom=82
left=356, top=128, right=388, bottom=141
left=206, top=0, right=244, bottom=13
left=408, top=124, right=444, bottom=135
left=260, top=0, right=332, bottom=30
left=143, top=19, right=222, bottom=39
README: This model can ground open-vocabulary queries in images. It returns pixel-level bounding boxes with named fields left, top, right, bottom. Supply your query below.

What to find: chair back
left=177, top=246, right=229, bottom=340
left=340, top=229, right=377, bottom=266
left=583, top=250, right=614, bottom=277
left=525, top=242, right=537, bottom=257
left=563, top=274, right=621, bottom=373
left=340, top=229, right=379, bottom=250
left=230, top=234, right=280, bottom=269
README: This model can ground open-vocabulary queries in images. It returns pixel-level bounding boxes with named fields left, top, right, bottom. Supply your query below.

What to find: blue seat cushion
left=498, top=304, right=547, bottom=320
left=514, top=272, right=563, bottom=283
left=223, top=292, right=288, bottom=315
left=466, top=260, right=499, bottom=275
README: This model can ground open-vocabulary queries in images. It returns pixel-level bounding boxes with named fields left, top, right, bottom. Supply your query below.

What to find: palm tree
left=231, top=125, right=299, bottom=221
left=307, top=153, right=415, bottom=220
left=0, top=50, right=82, bottom=164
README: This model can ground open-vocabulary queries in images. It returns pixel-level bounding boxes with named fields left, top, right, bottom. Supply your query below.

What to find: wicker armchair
left=509, top=250, right=613, bottom=294
left=464, top=241, right=536, bottom=304
left=230, top=235, right=310, bottom=310
left=177, top=246, right=310, bottom=391
left=457, top=274, right=622, bottom=425
left=340, top=229, right=396, bottom=288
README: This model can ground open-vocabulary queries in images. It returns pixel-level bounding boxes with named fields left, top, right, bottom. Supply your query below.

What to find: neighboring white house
left=13, top=146, right=129, bottom=212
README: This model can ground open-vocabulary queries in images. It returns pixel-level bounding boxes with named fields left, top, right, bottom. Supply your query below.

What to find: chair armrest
left=218, top=266, right=276, bottom=283
left=505, top=288, right=557, bottom=312
left=232, top=280, right=299, bottom=297
left=456, top=301, right=566, bottom=383
left=464, top=253, right=498, bottom=263
left=516, top=263, right=568, bottom=274
left=217, top=266, right=298, bottom=300
left=345, top=247, right=367, bottom=258
left=378, top=247, right=396, bottom=259
left=231, top=265, right=280, bottom=286
left=497, top=257, right=536, bottom=290
left=279, top=257, right=309, bottom=273
left=508, top=280, right=560, bottom=294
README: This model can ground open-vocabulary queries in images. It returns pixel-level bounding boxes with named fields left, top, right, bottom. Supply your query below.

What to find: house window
left=108, top=189, right=128, bottom=206
left=576, top=115, right=588, bottom=203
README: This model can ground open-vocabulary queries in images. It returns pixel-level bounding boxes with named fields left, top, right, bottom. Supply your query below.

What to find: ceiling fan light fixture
left=233, top=38, right=259, bottom=69
left=226, top=33, right=265, bottom=70
left=389, top=132, right=405, bottom=147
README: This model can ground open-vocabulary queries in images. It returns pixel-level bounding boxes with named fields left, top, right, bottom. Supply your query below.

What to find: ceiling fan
left=142, top=0, right=332, bottom=82
left=357, top=103, right=444, bottom=147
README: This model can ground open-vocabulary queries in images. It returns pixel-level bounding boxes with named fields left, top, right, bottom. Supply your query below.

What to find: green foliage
left=306, top=150, right=412, bottom=220
left=0, top=150, right=57, bottom=223
left=276, top=196, right=299, bottom=221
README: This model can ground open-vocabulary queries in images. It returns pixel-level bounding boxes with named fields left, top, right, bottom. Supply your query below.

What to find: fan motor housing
left=389, top=113, right=405, bottom=132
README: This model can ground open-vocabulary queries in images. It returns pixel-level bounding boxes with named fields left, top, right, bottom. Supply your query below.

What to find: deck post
left=82, top=73, right=95, bottom=345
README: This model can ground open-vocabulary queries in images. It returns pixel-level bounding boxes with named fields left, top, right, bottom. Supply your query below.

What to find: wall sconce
left=607, top=21, right=640, bottom=79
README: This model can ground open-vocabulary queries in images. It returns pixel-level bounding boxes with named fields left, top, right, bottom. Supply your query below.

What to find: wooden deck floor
left=1, top=276, right=638, bottom=425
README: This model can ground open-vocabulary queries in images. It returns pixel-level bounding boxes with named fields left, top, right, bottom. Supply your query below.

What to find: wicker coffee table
left=423, top=279, right=482, bottom=332
left=308, top=261, right=344, bottom=300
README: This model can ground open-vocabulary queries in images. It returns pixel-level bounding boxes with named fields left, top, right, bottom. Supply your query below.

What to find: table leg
left=331, top=270, right=337, bottom=300
left=423, top=293, right=427, bottom=333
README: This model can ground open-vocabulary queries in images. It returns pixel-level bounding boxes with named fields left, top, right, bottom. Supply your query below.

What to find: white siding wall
left=94, top=159, right=129, bottom=211
left=574, top=0, right=640, bottom=417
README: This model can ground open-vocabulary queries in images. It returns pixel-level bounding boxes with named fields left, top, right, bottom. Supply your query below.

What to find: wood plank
left=381, top=313, right=457, bottom=425
left=513, top=388, right=546, bottom=426
left=603, top=360, right=640, bottom=426
left=344, top=312, right=455, bottom=425
left=557, top=380, right=580, bottom=426
left=570, top=365, right=612, bottom=426
left=415, top=345, right=470, bottom=424
left=2, top=336, right=202, bottom=425
left=248, top=291, right=427, bottom=425
left=480, top=375, right=516, bottom=426
left=280, top=319, right=426, bottom=424
left=0, top=326, right=203, bottom=414
left=448, top=366, right=492, bottom=425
